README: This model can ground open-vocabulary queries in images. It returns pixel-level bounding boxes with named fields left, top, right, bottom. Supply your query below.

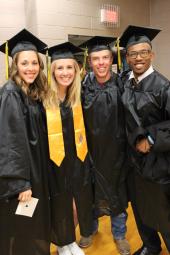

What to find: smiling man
left=120, top=25, right=170, bottom=255
left=80, top=36, right=130, bottom=255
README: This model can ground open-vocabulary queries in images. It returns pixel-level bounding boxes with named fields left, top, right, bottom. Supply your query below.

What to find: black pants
left=128, top=170, right=170, bottom=253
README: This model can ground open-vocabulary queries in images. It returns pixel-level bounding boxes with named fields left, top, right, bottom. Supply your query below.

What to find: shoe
left=114, top=239, right=131, bottom=255
left=133, top=246, right=161, bottom=255
left=68, top=242, right=85, bottom=255
left=78, top=229, right=98, bottom=248
left=57, top=245, right=72, bottom=255
left=79, top=235, right=92, bottom=248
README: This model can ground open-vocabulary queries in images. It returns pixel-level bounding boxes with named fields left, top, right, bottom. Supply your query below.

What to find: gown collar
left=129, top=65, right=154, bottom=83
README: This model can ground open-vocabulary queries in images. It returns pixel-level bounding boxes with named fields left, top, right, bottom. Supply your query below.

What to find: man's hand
left=136, top=138, right=151, bottom=154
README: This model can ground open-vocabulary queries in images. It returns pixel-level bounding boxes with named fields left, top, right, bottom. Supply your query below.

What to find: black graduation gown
left=122, top=70, right=170, bottom=233
left=49, top=101, right=93, bottom=246
left=81, top=72, right=128, bottom=217
left=0, top=81, right=51, bottom=255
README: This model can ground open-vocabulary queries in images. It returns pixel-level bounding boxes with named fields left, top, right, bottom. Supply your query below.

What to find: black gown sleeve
left=146, top=85, right=170, bottom=152
left=0, top=86, right=31, bottom=198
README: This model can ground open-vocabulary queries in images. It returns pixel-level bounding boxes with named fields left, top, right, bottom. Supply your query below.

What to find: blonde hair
left=44, top=59, right=81, bottom=109
left=10, top=51, right=49, bottom=102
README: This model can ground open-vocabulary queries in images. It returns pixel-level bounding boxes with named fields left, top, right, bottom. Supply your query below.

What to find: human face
left=53, top=59, right=75, bottom=89
left=17, top=50, right=40, bottom=86
left=126, top=42, right=154, bottom=78
left=89, top=50, right=113, bottom=83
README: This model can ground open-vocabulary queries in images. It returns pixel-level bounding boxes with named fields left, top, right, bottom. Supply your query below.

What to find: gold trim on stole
left=46, top=104, right=88, bottom=166
left=72, top=104, right=88, bottom=162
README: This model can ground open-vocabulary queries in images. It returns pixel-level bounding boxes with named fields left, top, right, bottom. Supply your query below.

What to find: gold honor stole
left=46, top=104, right=88, bottom=166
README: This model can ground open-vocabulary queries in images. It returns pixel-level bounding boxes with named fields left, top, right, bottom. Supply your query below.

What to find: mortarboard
left=79, top=36, right=116, bottom=54
left=0, top=29, right=47, bottom=80
left=0, top=28, right=47, bottom=57
left=119, top=25, right=161, bottom=49
left=48, top=42, right=83, bottom=63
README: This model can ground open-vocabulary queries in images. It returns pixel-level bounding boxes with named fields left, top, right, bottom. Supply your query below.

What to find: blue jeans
left=93, top=212, right=128, bottom=240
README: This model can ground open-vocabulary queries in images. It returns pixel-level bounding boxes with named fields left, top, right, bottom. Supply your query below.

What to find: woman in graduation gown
left=0, top=29, right=51, bottom=255
left=45, top=42, right=93, bottom=255
left=120, top=25, right=170, bottom=253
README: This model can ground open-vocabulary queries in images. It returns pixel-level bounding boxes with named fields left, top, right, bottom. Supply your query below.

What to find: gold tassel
left=46, top=49, right=51, bottom=86
left=80, top=47, right=88, bottom=81
left=116, top=37, right=122, bottom=72
left=5, top=41, right=9, bottom=80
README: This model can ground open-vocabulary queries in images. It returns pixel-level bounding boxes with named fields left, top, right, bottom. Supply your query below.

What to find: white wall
left=150, top=0, right=170, bottom=79
left=0, top=0, right=25, bottom=85
left=33, top=0, right=150, bottom=45
left=0, top=0, right=151, bottom=84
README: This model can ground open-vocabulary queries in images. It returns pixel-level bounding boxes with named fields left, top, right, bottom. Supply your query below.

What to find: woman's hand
left=136, top=138, right=151, bottom=154
left=18, top=189, right=32, bottom=202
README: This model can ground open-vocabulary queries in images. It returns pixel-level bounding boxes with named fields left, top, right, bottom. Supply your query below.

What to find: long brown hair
left=10, top=51, right=49, bottom=102
left=44, top=59, right=81, bottom=109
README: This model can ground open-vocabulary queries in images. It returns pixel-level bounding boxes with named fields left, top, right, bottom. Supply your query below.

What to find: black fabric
left=79, top=36, right=116, bottom=54
left=135, top=174, right=170, bottom=233
left=0, top=238, right=50, bottom=255
left=122, top=71, right=170, bottom=183
left=81, top=72, right=128, bottom=217
left=128, top=170, right=162, bottom=253
left=0, top=81, right=51, bottom=255
left=133, top=246, right=161, bottom=255
left=122, top=70, right=170, bottom=243
left=0, top=29, right=47, bottom=57
left=119, top=25, right=161, bottom=49
left=128, top=169, right=170, bottom=252
left=48, top=42, right=82, bottom=62
left=49, top=102, right=93, bottom=246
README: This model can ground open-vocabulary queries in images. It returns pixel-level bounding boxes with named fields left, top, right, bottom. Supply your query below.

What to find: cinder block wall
left=33, top=0, right=150, bottom=46
left=0, top=0, right=25, bottom=85
left=0, top=0, right=151, bottom=84
left=150, top=0, right=170, bottom=79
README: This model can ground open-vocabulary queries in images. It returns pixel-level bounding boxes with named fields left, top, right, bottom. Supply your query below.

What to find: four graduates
left=0, top=25, right=170, bottom=255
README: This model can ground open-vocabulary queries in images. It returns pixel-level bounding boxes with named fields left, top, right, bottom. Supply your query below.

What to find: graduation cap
left=119, top=25, right=161, bottom=49
left=0, top=28, right=47, bottom=57
left=0, top=29, right=47, bottom=80
left=79, top=36, right=116, bottom=54
left=48, top=42, right=83, bottom=63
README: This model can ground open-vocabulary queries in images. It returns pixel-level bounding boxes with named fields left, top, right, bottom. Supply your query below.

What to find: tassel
left=116, top=37, right=122, bottom=73
left=46, top=49, right=51, bottom=86
left=5, top=41, right=9, bottom=80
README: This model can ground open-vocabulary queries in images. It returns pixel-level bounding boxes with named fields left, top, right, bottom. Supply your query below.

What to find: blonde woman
left=45, top=42, right=93, bottom=255
left=0, top=29, right=51, bottom=255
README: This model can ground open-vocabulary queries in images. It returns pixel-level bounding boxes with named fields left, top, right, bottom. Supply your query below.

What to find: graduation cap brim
left=48, top=42, right=83, bottom=62
left=79, top=36, right=116, bottom=54
left=0, top=29, right=47, bottom=57
left=119, top=25, right=161, bottom=49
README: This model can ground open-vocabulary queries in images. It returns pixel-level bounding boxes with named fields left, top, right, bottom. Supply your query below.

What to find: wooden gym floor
left=51, top=203, right=169, bottom=255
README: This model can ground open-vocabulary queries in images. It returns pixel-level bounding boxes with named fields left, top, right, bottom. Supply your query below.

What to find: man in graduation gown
left=80, top=36, right=130, bottom=255
left=120, top=25, right=170, bottom=254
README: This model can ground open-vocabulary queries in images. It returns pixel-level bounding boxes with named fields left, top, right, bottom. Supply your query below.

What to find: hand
left=18, top=189, right=32, bottom=202
left=136, top=138, right=151, bottom=154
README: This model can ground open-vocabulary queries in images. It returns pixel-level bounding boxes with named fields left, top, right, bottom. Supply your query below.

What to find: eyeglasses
left=127, top=50, right=151, bottom=59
